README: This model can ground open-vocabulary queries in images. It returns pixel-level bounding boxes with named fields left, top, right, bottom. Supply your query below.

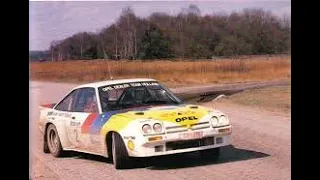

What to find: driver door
left=66, top=87, right=101, bottom=152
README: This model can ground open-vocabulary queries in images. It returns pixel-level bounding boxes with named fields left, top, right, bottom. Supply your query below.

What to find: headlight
left=153, top=123, right=162, bottom=132
left=142, top=124, right=152, bottom=134
left=211, top=116, right=219, bottom=127
left=219, top=115, right=229, bottom=126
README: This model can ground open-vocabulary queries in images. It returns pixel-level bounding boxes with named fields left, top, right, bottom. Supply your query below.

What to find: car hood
left=110, top=104, right=215, bottom=126
left=96, top=104, right=224, bottom=135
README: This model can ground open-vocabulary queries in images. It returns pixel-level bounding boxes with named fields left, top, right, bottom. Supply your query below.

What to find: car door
left=53, top=89, right=79, bottom=149
left=66, top=87, right=102, bottom=153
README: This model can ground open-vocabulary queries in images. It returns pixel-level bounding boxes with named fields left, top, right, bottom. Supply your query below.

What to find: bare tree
left=80, top=34, right=84, bottom=59
left=117, top=6, right=137, bottom=59
left=48, top=7, right=291, bottom=60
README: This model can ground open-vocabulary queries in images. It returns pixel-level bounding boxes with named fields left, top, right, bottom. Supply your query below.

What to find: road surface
left=29, top=81, right=290, bottom=180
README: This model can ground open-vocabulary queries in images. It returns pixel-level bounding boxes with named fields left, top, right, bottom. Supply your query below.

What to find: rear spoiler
left=39, top=103, right=56, bottom=109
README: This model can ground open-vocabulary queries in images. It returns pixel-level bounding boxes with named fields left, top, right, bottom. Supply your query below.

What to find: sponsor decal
left=70, top=121, right=80, bottom=126
left=175, top=116, right=198, bottom=122
left=140, top=82, right=159, bottom=86
left=102, top=82, right=159, bottom=91
left=123, top=136, right=136, bottom=140
left=58, top=112, right=72, bottom=118
left=47, top=111, right=72, bottom=118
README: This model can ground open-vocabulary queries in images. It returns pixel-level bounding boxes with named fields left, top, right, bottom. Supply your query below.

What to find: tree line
left=48, top=5, right=291, bottom=61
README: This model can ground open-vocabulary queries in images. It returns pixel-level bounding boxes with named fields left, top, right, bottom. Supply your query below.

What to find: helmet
left=100, top=91, right=109, bottom=103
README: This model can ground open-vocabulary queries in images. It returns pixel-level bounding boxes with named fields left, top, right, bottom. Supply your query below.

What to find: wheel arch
left=105, top=131, right=124, bottom=159
left=44, top=122, right=72, bottom=149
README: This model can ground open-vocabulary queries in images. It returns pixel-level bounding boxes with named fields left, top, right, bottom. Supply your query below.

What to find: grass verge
left=30, top=55, right=291, bottom=87
left=220, top=85, right=291, bottom=114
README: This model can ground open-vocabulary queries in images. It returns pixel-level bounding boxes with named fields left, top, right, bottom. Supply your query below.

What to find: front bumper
left=125, top=125, right=232, bottom=157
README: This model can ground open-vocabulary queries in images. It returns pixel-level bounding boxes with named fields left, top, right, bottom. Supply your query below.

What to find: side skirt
left=63, top=148, right=109, bottom=158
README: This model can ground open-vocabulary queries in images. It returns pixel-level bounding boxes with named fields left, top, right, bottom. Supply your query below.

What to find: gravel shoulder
left=30, top=81, right=291, bottom=180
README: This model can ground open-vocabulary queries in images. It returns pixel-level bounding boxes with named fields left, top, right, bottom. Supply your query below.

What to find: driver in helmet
left=84, top=95, right=98, bottom=113
left=100, top=91, right=109, bottom=111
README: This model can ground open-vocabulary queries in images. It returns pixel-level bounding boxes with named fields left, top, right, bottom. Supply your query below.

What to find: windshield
left=98, top=81, right=182, bottom=112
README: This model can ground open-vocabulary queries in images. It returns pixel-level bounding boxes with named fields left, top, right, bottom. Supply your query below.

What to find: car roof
left=73, top=78, right=158, bottom=89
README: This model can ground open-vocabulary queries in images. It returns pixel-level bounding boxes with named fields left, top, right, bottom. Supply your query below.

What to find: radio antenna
left=102, top=43, right=113, bottom=80
left=106, top=59, right=113, bottom=80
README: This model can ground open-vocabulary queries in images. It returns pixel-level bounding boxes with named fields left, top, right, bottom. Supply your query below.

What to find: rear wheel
left=47, top=124, right=64, bottom=157
left=112, top=132, right=131, bottom=169
left=199, top=147, right=220, bottom=161
left=43, top=133, right=50, bottom=153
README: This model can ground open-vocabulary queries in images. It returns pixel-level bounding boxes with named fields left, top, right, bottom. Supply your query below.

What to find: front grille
left=166, top=137, right=215, bottom=151
left=190, top=122, right=210, bottom=130
left=165, top=121, right=210, bottom=134
left=165, top=125, right=188, bottom=134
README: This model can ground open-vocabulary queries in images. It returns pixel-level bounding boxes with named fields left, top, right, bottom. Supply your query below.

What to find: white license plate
left=179, top=131, right=203, bottom=140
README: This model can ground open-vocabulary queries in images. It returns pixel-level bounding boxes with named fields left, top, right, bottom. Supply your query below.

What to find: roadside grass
left=29, top=55, right=291, bottom=87
left=220, top=85, right=291, bottom=114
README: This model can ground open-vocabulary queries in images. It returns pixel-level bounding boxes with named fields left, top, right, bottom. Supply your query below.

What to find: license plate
left=179, top=131, right=203, bottom=140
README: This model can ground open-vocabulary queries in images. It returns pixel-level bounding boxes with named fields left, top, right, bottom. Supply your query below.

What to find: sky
left=29, top=0, right=291, bottom=51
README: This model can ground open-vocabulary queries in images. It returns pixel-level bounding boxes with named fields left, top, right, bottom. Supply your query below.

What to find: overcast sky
left=29, top=0, right=291, bottom=51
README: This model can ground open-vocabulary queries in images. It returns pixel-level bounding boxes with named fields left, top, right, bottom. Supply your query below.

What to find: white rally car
left=38, top=78, right=232, bottom=169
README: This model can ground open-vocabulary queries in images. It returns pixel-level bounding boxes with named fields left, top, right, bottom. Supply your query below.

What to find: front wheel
left=199, top=147, right=220, bottom=161
left=112, top=133, right=131, bottom=169
left=46, top=124, right=64, bottom=157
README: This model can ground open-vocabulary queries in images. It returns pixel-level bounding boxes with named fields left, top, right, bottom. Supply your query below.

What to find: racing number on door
left=73, top=129, right=80, bottom=142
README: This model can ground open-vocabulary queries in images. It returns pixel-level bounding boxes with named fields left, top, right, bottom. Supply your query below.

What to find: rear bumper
left=126, top=125, right=232, bottom=157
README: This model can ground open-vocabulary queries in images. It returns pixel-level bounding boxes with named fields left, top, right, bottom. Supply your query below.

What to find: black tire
left=43, top=133, right=50, bottom=153
left=46, top=124, right=64, bottom=157
left=112, top=132, right=130, bottom=169
left=199, top=147, right=220, bottom=161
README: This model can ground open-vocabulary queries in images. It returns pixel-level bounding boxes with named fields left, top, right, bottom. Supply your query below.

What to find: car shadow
left=146, top=145, right=269, bottom=170
left=60, top=145, right=269, bottom=170
left=61, top=151, right=112, bottom=164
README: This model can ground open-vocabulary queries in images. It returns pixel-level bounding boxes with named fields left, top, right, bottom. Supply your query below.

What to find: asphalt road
left=29, top=81, right=290, bottom=180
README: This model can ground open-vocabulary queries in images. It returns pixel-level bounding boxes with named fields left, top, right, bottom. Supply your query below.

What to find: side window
left=55, top=90, right=78, bottom=112
left=72, top=88, right=99, bottom=113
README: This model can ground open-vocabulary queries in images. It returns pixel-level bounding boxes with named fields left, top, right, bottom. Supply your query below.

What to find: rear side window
left=55, top=89, right=79, bottom=112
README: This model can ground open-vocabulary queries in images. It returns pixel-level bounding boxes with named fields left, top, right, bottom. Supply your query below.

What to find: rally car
left=38, top=78, right=232, bottom=169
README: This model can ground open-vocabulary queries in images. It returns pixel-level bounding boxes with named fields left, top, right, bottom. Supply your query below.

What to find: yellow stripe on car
left=100, top=105, right=211, bottom=136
